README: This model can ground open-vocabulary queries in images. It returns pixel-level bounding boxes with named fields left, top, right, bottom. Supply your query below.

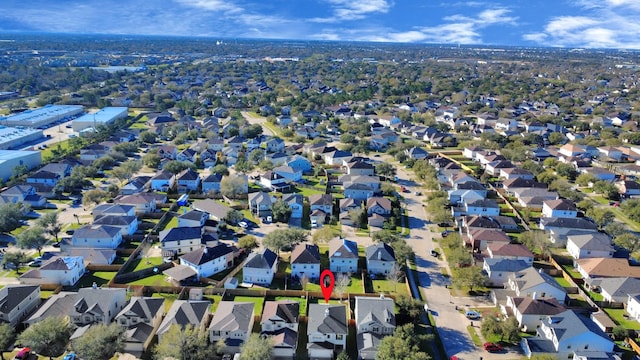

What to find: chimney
left=204, top=247, right=208, bottom=254
left=532, top=292, right=537, bottom=300
left=92, top=282, right=98, bottom=289
left=324, top=307, right=330, bottom=317
left=379, top=293, right=385, bottom=299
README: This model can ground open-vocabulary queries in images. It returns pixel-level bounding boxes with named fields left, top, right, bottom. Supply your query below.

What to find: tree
left=548, top=132, right=566, bottom=145
left=225, top=209, right=244, bottom=225
left=258, top=159, right=275, bottom=171
left=211, top=164, right=229, bottom=176
left=333, top=273, right=351, bottom=301
left=593, top=181, right=620, bottom=200
left=348, top=208, right=367, bottom=229
left=139, top=130, right=157, bottom=144
left=220, top=175, right=247, bottom=199
left=0, top=323, right=15, bottom=360
left=375, top=162, right=396, bottom=180
left=586, top=207, right=615, bottom=228
left=575, top=173, right=597, bottom=187
left=37, top=211, right=62, bottom=242
left=336, top=351, right=351, bottom=360
left=500, top=317, right=521, bottom=342
left=17, top=316, right=73, bottom=359
left=154, top=324, right=213, bottom=360
left=16, top=226, right=47, bottom=256
left=386, top=263, right=405, bottom=292
left=612, top=325, right=629, bottom=341
left=163, top=160, right=195, bottom=174
left=2, top=251, right=30, bottom=274
left=614, top=233, right=640, bottom=253
left=82, top=189, right=109, bottom=206
left=453, top=266, right=487, bottom=293
left=262, top=228, right=308, bottom=253
left=238, top=235, right=259, bottom=250
left=376, top=324, right=432, bottom=360
left=395, top=296, right=423, bottom=325
left=449, top=247, right=473, bottom=267
left=621, top=199, right=640, bottom=222
left=0, top=203, right=26, bottom=233
left=143, top=152, right=161, bottom=168
left=243, top=124, right=264, bottom=139
left=519, top=230, right=550, bottom=257
left=271, top=199, right=292, bottom=223
left=240, top=333, right=273, bottom=360
left=481, top=316, right=502, bottom=340
left=604, top=222, right=628, bottom=238
left=248, top=148, right=265, bottom=164
left=72, top=323, right=125, bottom=360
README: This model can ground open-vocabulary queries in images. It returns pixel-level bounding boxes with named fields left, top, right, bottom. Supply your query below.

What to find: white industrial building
left=1, top=105, right=84, bottom=128
left=0, top=150, right=41, bottom=181
left=72, top=107, right=128, bottom=132
left=0, top=126, right=43, bottom=150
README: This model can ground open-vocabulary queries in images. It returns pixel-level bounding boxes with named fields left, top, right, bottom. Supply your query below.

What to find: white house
left=566, top=233, right=614, bottom=260
left=0, top=285, right=40, bottom=326
left=542, top=199, right=578, bottom=218
left=72, top=225, right=123, bottom=249
left=92, top=215, right=138, bottom=237
left=209, top=301, right=254, bottom=350
left=261, top=301, right=300, bottom=359
left=307, top=304, right=348, bottom=359
left=508, top=268, right=567, bottom=303
left=291, top=243, right=320, bottom=281
left=283, top=193, right=304, bottom=219
left=329, top=238, right=358, bottom=274
left=627, top=294, right=640, bottom=321
left=20, top=256, right=85, bottom=286
left=273, top=165, right=302, bottom=182
left=483, top=258, right=531, bottom=287
left=505, top=296, right=565, bottom=332
left=344, top=183, right=375, bottom=200
left=355, top=296, right=396, bottom=360
left=179, top=244, right=236, bottom=277
left=160, top=226, right=203, bottom=255
left=176, top=168, right=201, bottom=193
left=243, top=249, right=278, bottom=285
left=365, top=243, right=396, bottom=276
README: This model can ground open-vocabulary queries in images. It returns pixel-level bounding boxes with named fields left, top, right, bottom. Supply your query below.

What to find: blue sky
left=2, top=0, right=640, bottom=49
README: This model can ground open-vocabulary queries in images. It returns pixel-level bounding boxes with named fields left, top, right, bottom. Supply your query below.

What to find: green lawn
left=41, top=290, right=56, bottom=299
left=274, top=296, right=308, bottom=316
left=371, top=279, right=409, bottom=297
left=152, top=292, right=181, bottom=312
left=561, top=264, right=583, bottom=279
left=127, top=274, right=173, bottom=286
left=128, top=256, right=164, bottom=272
left=295, top=186, right=325, bottom=197
left=162, top=215, right=179, bottom=231
left=554, top=276, right=572, bottom=287
left=77, top=271, right=117, bottom=288
left=306, top=273, right=364, bottom=294
left=467, top=325, right=483, bottom=346
left=204, top=294, right=224, bottom=312
left=604, top=308, right=640, bottom=330
left=233, top=295, right=265, bottom=316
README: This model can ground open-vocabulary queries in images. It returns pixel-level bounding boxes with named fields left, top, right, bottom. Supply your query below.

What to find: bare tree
left=300, top=274, right=309, bottom=291
left=386, top=263, right=405, bottom=292
left=333, top=273, right=351, bottom=301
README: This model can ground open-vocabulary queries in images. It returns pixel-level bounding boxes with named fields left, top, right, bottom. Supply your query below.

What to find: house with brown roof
left=261, top=300, right=300, bottom=359
left=505, top=296, right=566, bottom=331
left=487, top=243, right=534, bottom=264
left=309, top=194, right=333, bottom=214
left=542, top=199, right=577, bottom=218
left=466, top=228, right=511, bottom=251
left=575, top=258, right=640, bottom=281
left=366, top=197, right=392, bottom=216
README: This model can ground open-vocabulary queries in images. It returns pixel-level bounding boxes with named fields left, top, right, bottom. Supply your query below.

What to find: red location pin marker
left=320, top=269, right=335, bottom=304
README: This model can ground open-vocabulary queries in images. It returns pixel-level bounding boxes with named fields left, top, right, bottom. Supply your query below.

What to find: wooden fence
left=627, top=338, right=640, bottom=356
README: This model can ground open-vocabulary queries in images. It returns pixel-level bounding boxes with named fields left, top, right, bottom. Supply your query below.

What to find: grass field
left=127, top=256, right=164, bottom=272
left=127, top=274, right=172, bottom=286
left=233, top=295, right=266, bottom=315
left=152, top=292, right=181, bottom=312
left=604, top=308, right=640, bottom=330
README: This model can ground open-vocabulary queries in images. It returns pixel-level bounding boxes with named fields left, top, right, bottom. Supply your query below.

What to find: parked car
left=483, top=342, right=503, bottom=352
left=13, top=347, right=31, bottom=360
left=238, top=221, right=248, bottom=229
left=430, top=249, right=438, bottom=257
left=465, top=310, right=481, bottom=319
left=65, top=229, right=75, bottom=235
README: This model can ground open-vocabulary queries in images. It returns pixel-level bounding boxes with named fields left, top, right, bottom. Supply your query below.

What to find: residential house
left=365, top=243, right=397, bottom=276
left=200, top=149, right=217, bottom=168
left=114, top=193, right=157, bottom=214
left=260, top=171, right=291, bottom=192
left=627, top=294, right=640, bottom=321
left=72, top=224, right=123, bottom=249
left=20, top=256, right=85, bottom=286
left=355, top=296, right=396, bottom=360
left=307, top=304, right=348, bottom=359
left=309, top=194, right=334, bottom=216
left=286, top=155, right=312, bottom=173
left=261, top=301, right=300, bottom=359
left=542, top=199, right=578, bottom=218
left=243, top=248, right=278, bottom=285
left=176, top=168, right=201, bottom=193
left=485, top=160, right=514, bottom=176
left=209, top=302, right=254, bottom=351
left=92, top=204, right=135, bottom=219
left=508, top=268, right=567, bottom=302
left=505, top=296, right=566, bottom=331
left=339, top=198, right=361, bottom=212
left=157, top=145, right=178, bottom=160
left=329, top=238, right=358, bottom=273
left=366, top=197, right=392, bottom=216
left=0, top=185, right=46, bottom=208
left=38, top=163, right=72, bottom=178
left=291, top=244, right=320, bottom=281
left=160, top=226, right=203, bottom=255
left=63, top=248, right=116, bottom=265
left=201, top=173, right=223, bottom=193
left=342, top=175, right=381, bottom=191
left=116, top=297, right=165, bottom=354
left=120, top=176, right=150, bottom=195
left=273, top=165, right=303, bottom=182
left=178, top=210, right=208, bottom=228
left=487, top=243, right=534, bottom=265
left=92, top=215, right=138, bottom=237
left=616, top=180, right=640, bottom=198
left=150, top=171, right=176, bottom=192
left=580, top=167, right=616, bottom=182
left=266, top=152, right=289, bottom=166
left=597, top=277, right=640, bottom=303
left=177, top=148, right=197, bottom=163
left=483, top=258, right=531, bottom=287
left=499, top=168, right=534, bottom=181
left=559, top=144, right=586, bottom=158
left=597, top=146, right=624, bottom=161
left=566, top=233, right=614, bottom=260
left=283, top=193, right=304, bottom=219
left=467, top=228, right=511, bottom=251
left=0, top=285, right=40, bottom=326
left=512, top=188, right=558, bottom=208
left=324, top=150, right=352, bottom=166
left=575, top=258, right=640, bottom=281
left=180, top=244, right=236, bottom=278
left=463, top=198, right=500, bottom=217
left=541, top=218, right=599, bottom=245
left=405, top=146, right=429, bottom=160
left=248, top=192, right=274, bottom=218
left=343, top=161, right=374, bottom=177
left=26, top=170, right=61, bottom=186
left=521, top=310, right=614, bottom=359
left=266, top=138, right=285, bottom=153
left=192, top=199, right=232, bottom=221
left=156, top=300, right=211, bottom=342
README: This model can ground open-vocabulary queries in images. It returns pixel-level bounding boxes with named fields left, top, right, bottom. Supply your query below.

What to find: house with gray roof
left=594, top=277, right=640, bottom=303
left=192, top=199, right=232, bottom=221
left=209, top=302, right=255, bottom=350
left=156, top=300, right=211, bottom=342
left=505, top=296, right=566, bottom=331
left=150, top=170, right=176, bottom=192
left=178, top=209, right=208, bottom=228
left=201, top=173, right=223, bottom=193
left=116, top=296, right=165, bottom=354
left=329, top=238, right=358, bottom=274
left=160, top=226, right=203, bottom=255
left=566, top=233, right=614, bottom=260
left=19, top=256, right=85, bottom=286
left=179, top=244, right=236, bottom=278
left=307, top=304, right=348, bottom=359
left=248, top=191, right=274, bottom=218
left=71, top=224, right=123, bottom=249
left=93, top=215, right=138, bottom=237
left=508, top=268, right=567, bottom=303
left=483, top=258, right=531, bottom=287
left=243, top=248, right=278, bottom=285
left=355, top=296, right=396, bottom=360
left=176, top=168, right=201, bottom=193
left=521, top=310, right=614, bottom=358
left=0, top=284, right=40, bottom=326
left=63, top=248, right=117, bottom=265
left=365, top=243, right=396, bottom=276
left=282, top=193, right=304, bottom=219
left=291, top=243, right=320, bottom=281
left=261, top=300, right=300, bottom=359
left=92, top=204, right=135, bottom=219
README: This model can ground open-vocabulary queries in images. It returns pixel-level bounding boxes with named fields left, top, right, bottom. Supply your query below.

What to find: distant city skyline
left=2, top=0, right=640, bottom=49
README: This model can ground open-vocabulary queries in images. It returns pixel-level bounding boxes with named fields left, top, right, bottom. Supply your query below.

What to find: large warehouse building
left=0, top=126, right=43, bottom=150
left=72, top=107, right=128, bottom=132
left=1, top=105, right=84, bottom=128
left=0, top=150, right=41, bottom=181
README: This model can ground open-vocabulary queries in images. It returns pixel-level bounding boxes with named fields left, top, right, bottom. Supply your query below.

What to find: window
left=336, top=334, right=343, bottom=340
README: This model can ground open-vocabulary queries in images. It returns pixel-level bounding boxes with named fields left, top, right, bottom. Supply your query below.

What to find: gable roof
left=308, top=194, right=333, bottom=206
left=544, top=199, right=577, bottom=211
left=93, top=215, right=136, bottom=227
left=261, top=300, right=300, bottom=325
left=209, top=301, right=254, bottom=332
left=192, top=199, right=231, bottom=220
left=291, top=243, right=320, bottom=264
left=488, top=243, right=534, bottom=258
left=366, top=197, right=392, bottom=211
left=599, top=277, right=640, bottom=298
left=69, top=287, right=126, bottom=318
left=307, top=304, right=348, bottom=334
left=365, top=242, right=396, bottom=262
left=157, top=300, right=210, bottom=336
left=355, top=296, right=395, bottom=328
left=511, top=296, right=566, bottom=315
left=117, top=296, right=164, bottom=322
left=329, top=238, right=358, bottom=259
left=484, top=258, right=530, bottom=272
left=74, top=224, right=121, bottom=239
left=180, top=244, right=235, bottom=266
left=576, top=258, right=640, bottom=278
left=160, top=226, right=202, bottom=243
left=0, top=285, right=39, bottom=314
left=245, top=248, right=277, bottom=269
left=510, top=267, right=566, bottom=293
left=568, top=233, right=613, bottom=252
left=542, top=310, right=612, bottom=344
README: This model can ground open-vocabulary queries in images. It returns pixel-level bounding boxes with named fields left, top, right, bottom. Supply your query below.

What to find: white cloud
left=173, top=0, right=243, bottom=13
left=311, top=0, right=392, bottom=22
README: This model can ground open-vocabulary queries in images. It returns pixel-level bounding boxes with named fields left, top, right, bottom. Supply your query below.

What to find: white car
left=238, top=221, right=248, bottom=228
left=311, top=219, right=318, bottom=228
